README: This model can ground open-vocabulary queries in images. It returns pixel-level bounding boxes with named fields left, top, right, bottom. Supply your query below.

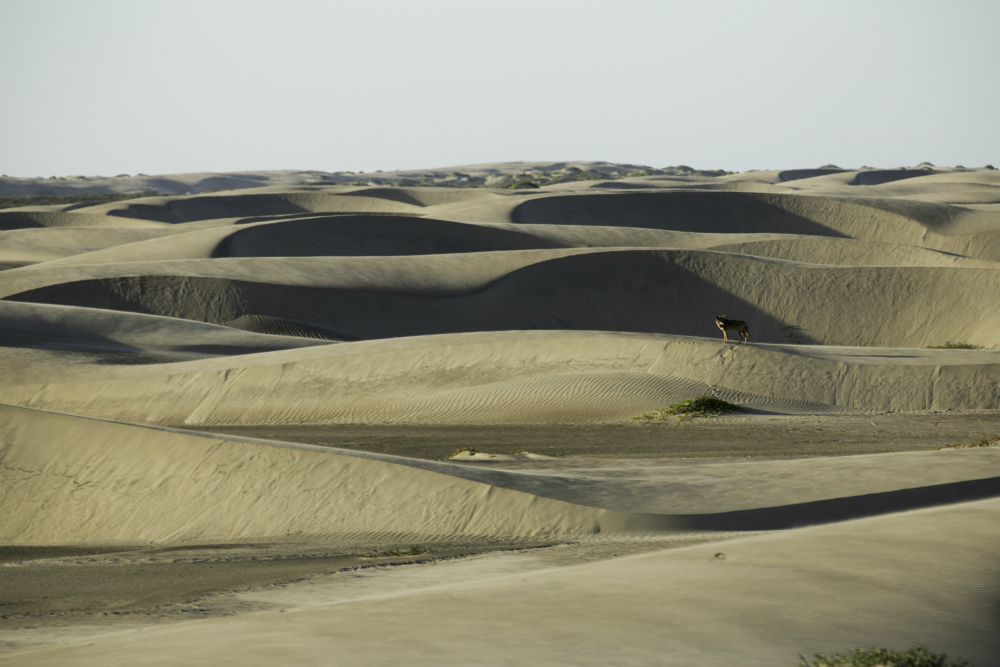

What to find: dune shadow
left=108, top=194, right=314, bottom=224
left=512, top=191, right=852, bottom=238
left=210, top=215, right=563, bottom=258
left=677, top=476, right=1000, bottom=531
left=2, top=250, right=826, bottom=344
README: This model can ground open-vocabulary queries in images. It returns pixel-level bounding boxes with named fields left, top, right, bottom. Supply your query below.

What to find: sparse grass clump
left=925, top=342, right=982, bottom=350
left=633, top=396, right=742, bottom=421
left=447, top=447, right=478, bottom=458
left=799, top=645, right=969, bottom=667
left=509, top=449, right=527, bottom=455
left=936, top=433, right=1000, bottom=450
left=359, top=546, right=429, bottom=558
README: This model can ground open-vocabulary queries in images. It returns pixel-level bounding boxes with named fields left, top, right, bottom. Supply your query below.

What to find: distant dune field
left=2, top=163, right=999, bottom=665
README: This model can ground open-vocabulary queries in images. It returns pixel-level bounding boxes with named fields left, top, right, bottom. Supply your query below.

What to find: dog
left=715, top=315, right=750, bottom=345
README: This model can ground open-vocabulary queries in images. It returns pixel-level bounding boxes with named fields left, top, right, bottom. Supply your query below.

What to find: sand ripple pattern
left=306, top=372, right=711, bottom=425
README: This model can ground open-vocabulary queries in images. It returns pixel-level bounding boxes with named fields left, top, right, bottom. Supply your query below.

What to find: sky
left=1, top=0, right=997, bottom=177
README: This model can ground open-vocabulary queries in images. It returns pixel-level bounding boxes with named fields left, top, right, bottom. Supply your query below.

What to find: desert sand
left=2, top=163, right=999, bottom=665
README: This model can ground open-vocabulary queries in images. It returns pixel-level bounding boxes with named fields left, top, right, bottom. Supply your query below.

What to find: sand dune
left=2, top=402, right=998, bottom=664
left=3, top=400, right=998, bottom=538
left=4, top=249, right=999, bottom=349
left=2, top=164, right=999, bottom=664
left=8, top=498, right=992, bottom=667
left=2, top=329, right=998, bottom=425
left=0, top=227, right=181, bottom=269
left=0, top=403, right=650, bottom=544
left=0, top=207, right=167, bottom=231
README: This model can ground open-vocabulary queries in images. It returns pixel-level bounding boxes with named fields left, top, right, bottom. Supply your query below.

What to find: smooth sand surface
left=4, top=499, right=998, bottom=666
left=2, top=164, right=999, bottom=665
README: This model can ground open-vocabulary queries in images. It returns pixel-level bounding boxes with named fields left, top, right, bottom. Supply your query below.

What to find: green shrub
left=799, top=644, right=969, bottom=667
left=661, top=396, right=743, bottom=416
left=925, top=342, right=982, bottom=350
left=633, top=396, right=742, bottom=421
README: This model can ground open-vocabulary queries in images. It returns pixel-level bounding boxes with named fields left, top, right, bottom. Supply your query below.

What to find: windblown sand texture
left=2, top=164, right=999, bottom=665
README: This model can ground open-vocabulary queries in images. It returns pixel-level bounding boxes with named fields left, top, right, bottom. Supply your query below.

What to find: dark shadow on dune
left=676, top=476, right=1000, bottom=531
left=0, top=210, right=46, bottom=231
left=2, top=250, right=823, bottom=344
left=211, top=215, right=564, bottom=258
left=328, top=447, right=1000, bottom=532
left=778, top=168, right=846, bottom=182
left=512, top=191, right=852, bottom=238
left=851, top=169, right=932, bottom=186
left=108, top=194, right=314, bottom=224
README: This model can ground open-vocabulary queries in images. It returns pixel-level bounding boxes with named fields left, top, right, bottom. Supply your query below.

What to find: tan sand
left=4, top=495, right=998, bottom=665
left=2, top=164, right=999, bottom=664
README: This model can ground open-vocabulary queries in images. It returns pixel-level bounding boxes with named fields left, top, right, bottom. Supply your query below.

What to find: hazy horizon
left=2, top=0, right=997, bottom=178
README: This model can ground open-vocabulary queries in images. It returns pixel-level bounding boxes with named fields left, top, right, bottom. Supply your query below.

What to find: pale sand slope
left=5, top=500, right=995, bottom=666
left=0, top=403, right=657, bottom=544
left=4, top=459, right=998, bottom=665
left=3, top=326, right=999, bottom=423
left=2, top=404, right=998, bottom=664
left=0, top=228, right=184, bottom=269
left=5, top=401, right=997, bottom=541
left=4, top=402, right=998, bottom=544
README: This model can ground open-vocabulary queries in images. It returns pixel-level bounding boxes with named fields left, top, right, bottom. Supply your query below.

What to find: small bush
left=799, top=644, right=969, bottom=667
left=937, top=433, right=999, bottom=450
left=633, top=396, right=742, bottom=421
left=925, top=342, right=982, bottom=350
left=662, top=396, right=743, bottom=416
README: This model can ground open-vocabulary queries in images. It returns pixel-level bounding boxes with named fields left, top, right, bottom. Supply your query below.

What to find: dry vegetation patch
left=936, top=434, right=1000, bottom=450
left=925, top=342, right=983, bottom=350
left=800, top=644, right=970, bottom=667
left=634, top=396, right=743, bottom=421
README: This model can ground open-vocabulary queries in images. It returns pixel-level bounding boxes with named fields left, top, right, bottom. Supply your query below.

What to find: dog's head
left=715, top=315, right=726, bottom=325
